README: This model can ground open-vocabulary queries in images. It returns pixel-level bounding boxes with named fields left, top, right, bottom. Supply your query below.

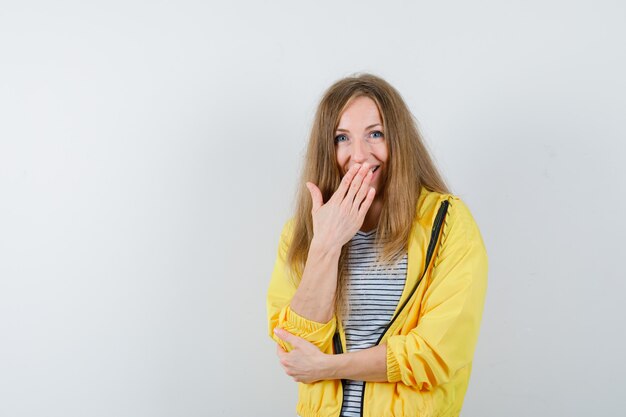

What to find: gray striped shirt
left=339, top=229, right=407, bottom=417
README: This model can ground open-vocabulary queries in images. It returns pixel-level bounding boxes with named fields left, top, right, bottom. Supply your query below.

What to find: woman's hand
left=274, top=328, right=388, bottom=383
left=274, top=328, right=331, bottom=383
left=306, top=163, right=376, bottom=250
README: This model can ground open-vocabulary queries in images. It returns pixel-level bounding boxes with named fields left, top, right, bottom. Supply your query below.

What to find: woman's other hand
left=274, top=328, right=331, bottom=384
left=306, top=163, right=376, bottom=250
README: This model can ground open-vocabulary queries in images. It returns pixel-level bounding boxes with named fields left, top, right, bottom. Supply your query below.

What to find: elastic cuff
left=386, top=338, right=402, bottom=383
left=277, top=305, right=337, bottom=351
left=284, top=305, right=335, bottom=333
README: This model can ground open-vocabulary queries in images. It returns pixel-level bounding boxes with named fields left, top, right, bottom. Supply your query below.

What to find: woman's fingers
left=357, top=187, right=376, bottom=221
left=307, top=163, right=375, bottom=246
left=351, top=169, right=373, bottom=214
left=329, top=163, right=361, bottom=204
left=306, top=182, right=323, bottom=212
left=343, top=163, right=370, bottom=206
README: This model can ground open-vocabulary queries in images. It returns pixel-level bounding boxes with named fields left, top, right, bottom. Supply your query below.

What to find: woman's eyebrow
left=336, top=123, right=382, bottom=133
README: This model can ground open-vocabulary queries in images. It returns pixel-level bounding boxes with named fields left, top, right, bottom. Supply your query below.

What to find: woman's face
left=334, top=96, right=389, bottom=194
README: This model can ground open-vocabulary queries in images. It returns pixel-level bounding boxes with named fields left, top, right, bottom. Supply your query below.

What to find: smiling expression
left=334, top=95, right=388, bottom=195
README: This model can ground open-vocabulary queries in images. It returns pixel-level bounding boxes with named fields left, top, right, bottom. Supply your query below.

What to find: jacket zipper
left=333, top=332, right=344, bottom=355
left=358, top=200, right=450, bottom=417
left=333, top=331, right=346, bottom=415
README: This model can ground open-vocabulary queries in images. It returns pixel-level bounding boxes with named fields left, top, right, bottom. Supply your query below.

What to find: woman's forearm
left=324, top=344, right=388, bottom=382
left=289, top=239, right=342, bottom=323
left=287, top=164, right=376, bottom=324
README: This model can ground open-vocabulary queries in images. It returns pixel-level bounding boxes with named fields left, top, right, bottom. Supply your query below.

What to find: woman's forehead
left=337, top=96, right=383, bottom=130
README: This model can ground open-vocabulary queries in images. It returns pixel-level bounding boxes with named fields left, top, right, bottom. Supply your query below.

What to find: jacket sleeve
left=385, top=197, right=488, bottom=389
left=266, top=220, right=337, bottom=353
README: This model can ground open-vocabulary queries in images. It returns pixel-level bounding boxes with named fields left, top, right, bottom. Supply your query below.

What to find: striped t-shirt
left=339, top=229, right=408, bottom=417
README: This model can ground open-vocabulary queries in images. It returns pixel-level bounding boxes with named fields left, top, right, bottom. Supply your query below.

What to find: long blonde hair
left=287, top=73, right=449, bottom=315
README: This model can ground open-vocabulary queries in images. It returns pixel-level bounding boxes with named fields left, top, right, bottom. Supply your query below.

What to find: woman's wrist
left=319, top=352, right=358, bottom=381
left=318, top=345, right=388, bottom=382
left=319, top=352, right=343, bottom=380
left=309, top=236, right=342, bottom=258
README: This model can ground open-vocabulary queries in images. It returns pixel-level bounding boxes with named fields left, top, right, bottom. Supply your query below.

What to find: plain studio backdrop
left=1, top=1, right=625, bottom=416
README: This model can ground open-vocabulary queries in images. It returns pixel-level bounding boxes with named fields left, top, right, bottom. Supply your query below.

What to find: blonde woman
left=267, top=74, right=488, bottom=417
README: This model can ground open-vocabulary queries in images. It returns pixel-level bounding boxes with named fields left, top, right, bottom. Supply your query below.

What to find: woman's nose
left=350, top=139, right=369, bottom=163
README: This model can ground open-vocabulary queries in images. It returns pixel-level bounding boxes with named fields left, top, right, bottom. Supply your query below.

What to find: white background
left=1, top=1, right=625, bottom=416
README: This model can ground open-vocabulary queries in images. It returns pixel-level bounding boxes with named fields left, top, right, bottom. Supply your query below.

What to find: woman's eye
left=370, top=131, right=384, bottom=139
left=334, top=134, right=348, bottom=143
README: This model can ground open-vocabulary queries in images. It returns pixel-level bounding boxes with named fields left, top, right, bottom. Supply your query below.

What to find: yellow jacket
left=267, top=188, right=488, bottom=417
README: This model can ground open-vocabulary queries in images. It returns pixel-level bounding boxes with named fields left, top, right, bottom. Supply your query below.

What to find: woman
left=266, top=74, right=488, bottom=417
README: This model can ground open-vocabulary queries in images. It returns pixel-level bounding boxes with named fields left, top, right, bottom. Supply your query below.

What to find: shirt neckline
left=355, top=228, right=377, bottom=237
